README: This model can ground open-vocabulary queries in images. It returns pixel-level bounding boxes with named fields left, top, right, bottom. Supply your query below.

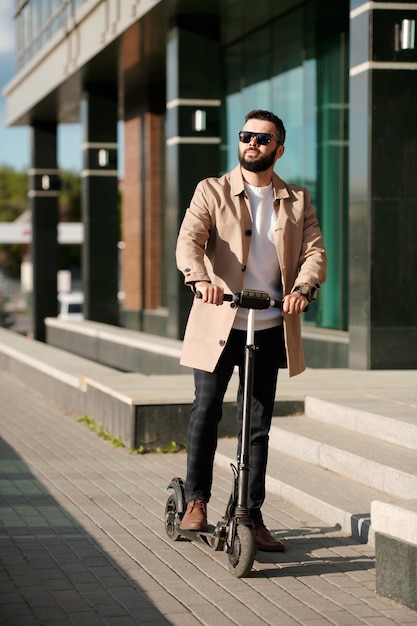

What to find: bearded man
left=176, top=110, right=327, bottom=552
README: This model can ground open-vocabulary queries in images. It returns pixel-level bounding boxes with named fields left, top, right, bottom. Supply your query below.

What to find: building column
left=165, top=15, right=221, bottom=339
left=122, top=100, right=165, bottom=332
left=29, top=123, right=59, bottom=342
left=81, top=88, right=119, bottom=325
left=349, top=1, right=417, bottom=368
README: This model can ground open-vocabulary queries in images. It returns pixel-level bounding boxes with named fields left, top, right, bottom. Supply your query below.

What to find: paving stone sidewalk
left=0, top=370, right=416, bottom=626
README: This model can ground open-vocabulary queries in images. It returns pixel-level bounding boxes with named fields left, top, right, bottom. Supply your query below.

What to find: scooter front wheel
left=165, top=492, right=182, bottom=541
left=227, top=523, right=256, bottom=578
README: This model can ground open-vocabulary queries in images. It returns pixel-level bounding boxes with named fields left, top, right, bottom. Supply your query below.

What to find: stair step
left=268, top=415, right=417, bottom=499
left=215, top=437, right=407, bottom=543
left=305, top=395, right=417, bottom=450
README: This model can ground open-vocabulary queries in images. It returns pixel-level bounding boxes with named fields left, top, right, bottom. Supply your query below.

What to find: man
left=176, top=110, right=327, bottom=552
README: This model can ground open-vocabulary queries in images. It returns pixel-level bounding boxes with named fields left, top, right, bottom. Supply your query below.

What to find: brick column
left=122, top=107, right=164, bottom=331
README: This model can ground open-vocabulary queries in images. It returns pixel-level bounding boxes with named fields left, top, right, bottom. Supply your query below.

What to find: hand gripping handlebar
left=196, top=289, right=281, bottom=310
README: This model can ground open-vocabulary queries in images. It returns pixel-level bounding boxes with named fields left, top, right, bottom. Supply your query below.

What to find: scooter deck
left=176, top=523, right=227, bottom=550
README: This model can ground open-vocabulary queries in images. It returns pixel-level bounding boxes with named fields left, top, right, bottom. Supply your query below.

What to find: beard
left=238, top=146, right=278, bottom=172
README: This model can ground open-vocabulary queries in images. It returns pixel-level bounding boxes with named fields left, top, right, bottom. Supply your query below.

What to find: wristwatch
left=293, top=285, right=311, bottom=302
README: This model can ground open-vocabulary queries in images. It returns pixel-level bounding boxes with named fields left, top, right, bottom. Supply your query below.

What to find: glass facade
left=7, top=0, right=417, bottom=367
left=12, top=0, right=350, bottom=337
left=222, top=2, right=349, bottom=330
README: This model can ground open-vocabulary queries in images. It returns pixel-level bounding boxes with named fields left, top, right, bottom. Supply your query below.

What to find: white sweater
left=233, top=182, right=282, bottom=331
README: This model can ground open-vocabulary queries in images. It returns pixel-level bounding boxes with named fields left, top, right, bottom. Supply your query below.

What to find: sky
left=0, top=0, right=82, bottom=172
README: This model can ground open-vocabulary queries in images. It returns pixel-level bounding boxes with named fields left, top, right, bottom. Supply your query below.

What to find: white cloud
left=0, top=0, right=14, bottom=55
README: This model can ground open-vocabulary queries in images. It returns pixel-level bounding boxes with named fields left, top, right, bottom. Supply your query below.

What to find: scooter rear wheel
left=165, top=492, right=182, bottom=541
left=227, top=523, right=256, bottom=578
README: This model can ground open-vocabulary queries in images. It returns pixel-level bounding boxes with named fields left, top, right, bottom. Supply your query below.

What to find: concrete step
left=215, top=437, right=408, bottom=544
left=305, top=395, right=417, bottom=450
left=268, top=415, right=417, bottom=499
left=214, top=394, right=417, bottom=545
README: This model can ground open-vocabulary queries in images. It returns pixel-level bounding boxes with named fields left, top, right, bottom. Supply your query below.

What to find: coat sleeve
left=292, top=188, right=327, bottom=301
left=176, top=180, right=214, bottom=286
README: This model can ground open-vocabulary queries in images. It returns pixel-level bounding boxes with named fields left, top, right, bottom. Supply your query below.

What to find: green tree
left=0, top=166, right=28, bottom=220
left=59, top=170, right=81, bottom=222
left=58, top=170, right=82, bottom=274
left=0, top=167, right=28, bottom=272
left=1, top=166, right=120, bottom=283
left=0, top=166, right=83, bottom=274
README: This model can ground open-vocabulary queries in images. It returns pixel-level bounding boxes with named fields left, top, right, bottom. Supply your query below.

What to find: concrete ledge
left=302, top=327, right=348, bottom=368
left=84, top=372, right=305, bottom=451
left=372, top=499, right=417, bottom=546
left=0, top=328, right=115, bottom=415
left=45, top=318, right=185, bottom=374
left=47, top=318, right=351, bottom=372
left=0, top=328, right=305, bottom=452
left=85, top=372, right=237, bottom=450
left=372, top=499, right=417, bottom=611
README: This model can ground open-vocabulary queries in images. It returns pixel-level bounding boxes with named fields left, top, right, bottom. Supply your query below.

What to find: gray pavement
left=1, top=368, right=417, bottom=626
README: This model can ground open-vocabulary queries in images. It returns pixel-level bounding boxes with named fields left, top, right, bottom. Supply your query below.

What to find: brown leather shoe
left=252, top=516, right=285, bottom=552
left=180, top=500, right=208, bottom=531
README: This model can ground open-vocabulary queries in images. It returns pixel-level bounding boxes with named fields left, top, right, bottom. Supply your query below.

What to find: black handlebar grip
left=195, top=290, right=281, bottom=309
left=195, top=291, right=233, bottom=301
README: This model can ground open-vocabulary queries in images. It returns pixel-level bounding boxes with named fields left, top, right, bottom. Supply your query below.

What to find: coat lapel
left=230, top=166, right=252, bottom=265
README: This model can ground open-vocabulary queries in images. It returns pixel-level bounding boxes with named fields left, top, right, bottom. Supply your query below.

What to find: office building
left=4, top=0, right=417, bottom=368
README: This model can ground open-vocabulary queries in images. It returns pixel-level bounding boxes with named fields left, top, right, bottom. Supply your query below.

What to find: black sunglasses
left=239, top=131, right=281, bottom=146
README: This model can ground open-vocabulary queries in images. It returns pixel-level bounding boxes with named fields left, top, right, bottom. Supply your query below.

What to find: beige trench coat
left=176, top=165, right=327, bottom=377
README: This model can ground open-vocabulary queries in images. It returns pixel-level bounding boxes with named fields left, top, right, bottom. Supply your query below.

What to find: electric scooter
left=164, top=289, right=281, bottom=578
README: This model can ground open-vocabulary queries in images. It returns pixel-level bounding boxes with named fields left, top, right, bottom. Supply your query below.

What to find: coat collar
left=230, top=165, right=290, bottom=201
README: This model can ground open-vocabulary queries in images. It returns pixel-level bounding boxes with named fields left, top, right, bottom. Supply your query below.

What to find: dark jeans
left=185, top=325, right=284, bottom=514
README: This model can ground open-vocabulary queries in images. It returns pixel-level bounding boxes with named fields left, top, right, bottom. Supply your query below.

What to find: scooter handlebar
left=195, top=289, right=281, bottom=310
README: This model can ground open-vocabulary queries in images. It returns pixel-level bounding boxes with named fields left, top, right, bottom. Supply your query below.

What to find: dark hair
left=245, top=109, right=286, bottom=145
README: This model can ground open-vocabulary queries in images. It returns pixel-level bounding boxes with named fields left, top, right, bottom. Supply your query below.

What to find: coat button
left=219, top=340, right=226, bottom=347
left=241, top=265, right=246, bottom=272
left=245, top=229, right=252, bottom=236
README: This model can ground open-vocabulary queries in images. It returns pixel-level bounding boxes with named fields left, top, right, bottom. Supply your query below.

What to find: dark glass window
left=222, top=1, right=349, bottom=331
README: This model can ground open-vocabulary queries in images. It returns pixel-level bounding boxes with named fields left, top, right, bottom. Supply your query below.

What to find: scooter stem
left=235, top=307, right=256, bottom=516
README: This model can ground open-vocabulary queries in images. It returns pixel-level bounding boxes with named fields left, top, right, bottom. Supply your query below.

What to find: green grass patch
left=78, top=415, right=125, bottom=448
left=78, top=416, right=186, bottom=454
left=131, top=441, right=186, bottom=455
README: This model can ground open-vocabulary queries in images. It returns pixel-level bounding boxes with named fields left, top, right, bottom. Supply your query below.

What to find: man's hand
left=282, top=292, right=309, bottom=315
left=194, top=281, right=224, bottom=305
